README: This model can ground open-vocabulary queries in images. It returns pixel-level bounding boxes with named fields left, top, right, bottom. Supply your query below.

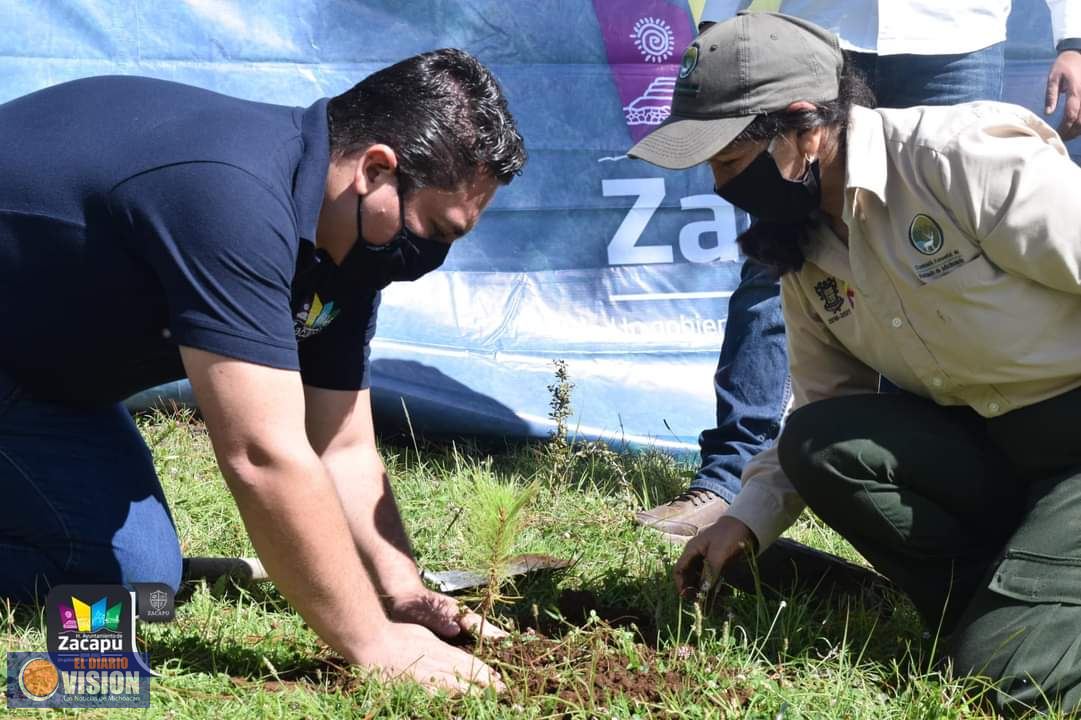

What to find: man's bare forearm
left=223, top=450, right=394, bottom=659
left=321, top=444, right=425, bottom=597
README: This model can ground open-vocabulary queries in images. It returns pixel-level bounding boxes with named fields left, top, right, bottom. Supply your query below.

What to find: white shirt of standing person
left=700, top=0, right=1081, bottom=55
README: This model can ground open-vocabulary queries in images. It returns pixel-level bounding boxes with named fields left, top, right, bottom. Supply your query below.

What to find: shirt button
left=161, top=328, right=172, bottom=340
left=891, top=317, right=903, bottom=328
left=988, top=402, right=1001, bottom=414
left=931, top=377, right=943, bottom=388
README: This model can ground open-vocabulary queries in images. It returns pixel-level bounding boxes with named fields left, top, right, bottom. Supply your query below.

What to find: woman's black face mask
left=354, top=185, right=450, bottom=288
left=714, top=139, right=821, bottom=223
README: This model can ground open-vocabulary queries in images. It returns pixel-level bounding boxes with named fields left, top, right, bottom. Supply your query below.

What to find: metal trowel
left=182, top=553, right=571, bottom=594
left=421, top=554, right=572, bottom=594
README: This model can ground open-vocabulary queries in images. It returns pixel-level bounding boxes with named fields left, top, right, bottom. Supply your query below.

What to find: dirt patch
left=512, top=588, right=660, bottom=644
left=234, top=630, right=747, bottom=714
left=231, top=592, right=749, bottom=711
left=480, top=632, right=684, bottom=706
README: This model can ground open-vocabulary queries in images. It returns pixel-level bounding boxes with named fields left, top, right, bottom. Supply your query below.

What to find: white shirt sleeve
left=1045, top=0, right=1081, bottom=44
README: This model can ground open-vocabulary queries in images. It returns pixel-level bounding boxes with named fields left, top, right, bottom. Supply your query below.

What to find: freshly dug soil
left=479, top=632, right=684, bottom=706
left=234, top=590, right=749, bottom=710
left=234, top=632, right=748, bottom=713
left=553, top=589, right=656, bottom=639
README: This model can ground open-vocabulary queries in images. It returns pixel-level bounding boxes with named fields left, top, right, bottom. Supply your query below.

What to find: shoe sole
left=637, top=523, right=695, bottom=546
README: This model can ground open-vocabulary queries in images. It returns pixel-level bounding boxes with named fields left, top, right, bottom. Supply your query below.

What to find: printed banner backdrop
left=9, top=0, right=1077, bottom=455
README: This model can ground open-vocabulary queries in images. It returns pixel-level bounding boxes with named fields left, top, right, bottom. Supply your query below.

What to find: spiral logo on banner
left=593, top=0, right=697, bottom=141
left=630, top=17, right=676, bottom=62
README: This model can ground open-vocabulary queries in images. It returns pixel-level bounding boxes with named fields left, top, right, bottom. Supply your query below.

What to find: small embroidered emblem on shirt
left=815, top=277, right=845, bottom=314
left=294, top=293, right=340, bottom=339
left=909, top=213, right=944, bottom=255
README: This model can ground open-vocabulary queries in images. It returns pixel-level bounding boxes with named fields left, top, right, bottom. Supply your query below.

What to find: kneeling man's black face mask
left=714, top=138, right=821, bottom=223
left=355, top=184, right=450, bottom=287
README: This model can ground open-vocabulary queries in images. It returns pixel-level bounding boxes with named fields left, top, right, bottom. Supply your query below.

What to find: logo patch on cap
left=908, top=214, right=943, bottom=255
left=678, top=44, right=699, bottom=79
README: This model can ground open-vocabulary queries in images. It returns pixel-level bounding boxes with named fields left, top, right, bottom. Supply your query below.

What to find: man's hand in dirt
left=674, top=516, right=757, bottom=599
left=1046, top=50, right=1081, bottom=141
left=354, top=622, right=505, bottom=694
left=387, top=587, right=509, bottom=640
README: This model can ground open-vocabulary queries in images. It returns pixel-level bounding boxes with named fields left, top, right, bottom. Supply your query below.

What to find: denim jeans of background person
left=636, top=0, right=1081, bottom=542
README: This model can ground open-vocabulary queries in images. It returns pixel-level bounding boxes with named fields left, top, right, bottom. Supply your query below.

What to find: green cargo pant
left=776, top=388, right=1081, bottom=715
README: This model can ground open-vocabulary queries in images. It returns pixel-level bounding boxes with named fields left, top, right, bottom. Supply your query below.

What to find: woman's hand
left=674, top=515, right=757, bottom=599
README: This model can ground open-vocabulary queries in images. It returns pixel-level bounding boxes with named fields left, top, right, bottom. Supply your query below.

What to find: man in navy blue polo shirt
left=0, top=48, right=525, bottom=691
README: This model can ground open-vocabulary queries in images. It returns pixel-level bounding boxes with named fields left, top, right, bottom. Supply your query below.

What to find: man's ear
left=354, top=144, right=399, bottom=195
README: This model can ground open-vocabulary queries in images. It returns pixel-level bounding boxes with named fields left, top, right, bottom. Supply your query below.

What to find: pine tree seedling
left=458, top=474, right=540, bottom=649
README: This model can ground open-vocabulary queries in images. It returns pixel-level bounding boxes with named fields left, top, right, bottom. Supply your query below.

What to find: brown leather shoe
left=635, top=488, right=730, bottom=542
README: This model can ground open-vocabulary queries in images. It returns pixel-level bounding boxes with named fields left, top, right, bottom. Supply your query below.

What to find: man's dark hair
left=734, top=57, right=875, bottom=274
left=327, top=48, right=526, bottom=193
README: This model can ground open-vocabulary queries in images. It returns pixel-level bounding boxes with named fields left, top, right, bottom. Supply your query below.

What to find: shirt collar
left=801, top=215, right=851, bottom=276
left=293, top=98, right=331, bottom=244
left=844, top=105, right=888, bottom=204
left=800, top=106, right=885, bottom=275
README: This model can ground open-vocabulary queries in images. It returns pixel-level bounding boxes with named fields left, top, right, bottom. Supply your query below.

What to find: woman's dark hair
left=327, top=48, right=526, bottom=193
left=734, top=55, right=875, bottom=274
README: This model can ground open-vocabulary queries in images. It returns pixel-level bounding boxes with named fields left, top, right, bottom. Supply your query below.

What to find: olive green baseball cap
left=628, top=11, right=843, bottom=169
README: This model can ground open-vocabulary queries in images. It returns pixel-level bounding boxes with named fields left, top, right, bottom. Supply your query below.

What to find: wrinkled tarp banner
left=8, top=0, right=1075, bottom=455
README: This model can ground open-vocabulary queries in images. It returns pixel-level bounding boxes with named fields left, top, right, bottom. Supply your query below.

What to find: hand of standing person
left=1046, top=50, right=1081, bottom=140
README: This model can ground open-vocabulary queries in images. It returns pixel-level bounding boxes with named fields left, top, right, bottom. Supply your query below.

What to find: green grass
left=0, top=409, right=1062, bottom=718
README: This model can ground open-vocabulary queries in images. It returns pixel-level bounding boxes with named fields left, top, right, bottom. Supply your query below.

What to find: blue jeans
left=853, top=43, right=1005, bottom=110
left=0, top=369, right=182, bottom=601
left=690, top=43, right=1005, bottom=501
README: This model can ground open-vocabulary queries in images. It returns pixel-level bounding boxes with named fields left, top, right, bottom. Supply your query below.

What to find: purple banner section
left=593, top=0, right=697, bottom=143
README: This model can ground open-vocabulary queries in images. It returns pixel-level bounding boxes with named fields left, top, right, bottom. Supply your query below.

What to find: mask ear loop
left=767, top=135, right=816, bottom=181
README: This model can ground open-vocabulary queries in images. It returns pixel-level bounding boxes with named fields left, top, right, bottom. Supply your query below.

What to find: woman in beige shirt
left=630, top=11, right=1081, bottom=714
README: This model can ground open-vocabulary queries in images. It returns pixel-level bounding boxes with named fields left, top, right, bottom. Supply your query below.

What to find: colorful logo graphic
left=59, top=597, right=122, bottom=634
left=594, top=0, right=699, bottom=141
left=294, top=293, right=341, bottom=339
left=17, top=657, right=59, bottom=701
left=7, top=651, right=149, bottom=709
left=11, top=585, right=154, bottom=708
left=909, top=213, right=944, bottom=255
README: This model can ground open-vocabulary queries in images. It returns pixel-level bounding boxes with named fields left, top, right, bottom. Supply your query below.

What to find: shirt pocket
left=988, top=549, right=1081, bottom=606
